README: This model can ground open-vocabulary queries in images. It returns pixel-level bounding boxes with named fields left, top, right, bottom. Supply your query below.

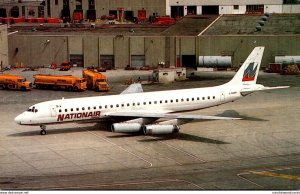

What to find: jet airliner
left=15, top=47, right=289, bottom=135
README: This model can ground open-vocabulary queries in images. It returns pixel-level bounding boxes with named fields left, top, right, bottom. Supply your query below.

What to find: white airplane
left=15, top=46, right=288, bottom=135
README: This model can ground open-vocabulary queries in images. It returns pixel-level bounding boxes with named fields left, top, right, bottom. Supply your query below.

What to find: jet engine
left=111, top=123, right=142, bottom=133
left=143, top=124, right=180, bottom=135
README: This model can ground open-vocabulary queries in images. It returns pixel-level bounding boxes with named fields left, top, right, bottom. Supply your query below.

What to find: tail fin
left=228, top=46, right=265, bottom=86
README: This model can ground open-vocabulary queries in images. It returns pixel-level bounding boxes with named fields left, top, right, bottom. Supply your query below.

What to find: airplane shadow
left=9, top=122, right=111, bottom=137
left=217, top=110, right=268, bottom=122
left=109, top=132, right=229, bottom=144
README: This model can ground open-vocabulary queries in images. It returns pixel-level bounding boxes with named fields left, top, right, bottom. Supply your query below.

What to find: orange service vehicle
left=0, top=74, right=32, bottom=91
left=82, top=70, right=110, bottom=92
left=34, top=74, right=87, bottom=91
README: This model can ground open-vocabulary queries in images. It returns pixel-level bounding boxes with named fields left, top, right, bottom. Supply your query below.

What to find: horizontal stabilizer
left=241, top=85, right=290, bottom=95
left=105, top=112, right=241, bottom=120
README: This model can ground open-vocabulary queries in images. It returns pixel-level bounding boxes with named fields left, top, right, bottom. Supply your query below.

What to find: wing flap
left=105, top=112, right=241, bottom=120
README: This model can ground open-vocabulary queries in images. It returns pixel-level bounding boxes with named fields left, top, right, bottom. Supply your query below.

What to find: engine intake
left=143, top=125, right=180, bottom=135
left=111, top=123, right=142, bottom=133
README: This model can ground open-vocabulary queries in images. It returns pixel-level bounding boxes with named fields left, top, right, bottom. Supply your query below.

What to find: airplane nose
left=14, top=115, right=22, bottom=124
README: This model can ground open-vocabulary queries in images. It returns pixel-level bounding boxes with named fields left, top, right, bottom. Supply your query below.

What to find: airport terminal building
left=1, top=0, right=300, bottom=69
left=1, top=1, right=300, bottom=20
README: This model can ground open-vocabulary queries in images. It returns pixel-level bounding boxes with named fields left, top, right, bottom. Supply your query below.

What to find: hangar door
left=202, top=6, right=219, bottom=15
left=131, top=55, right=145, bottom=68
left=70, top=54, right=84, bottom=67
left=100, top=55, right=114, bottom=69
left=182, top=55, right=197, bottom=69
left=0, top=8, right=7, bottom=17
left=171, top=6, right=184, bottom=18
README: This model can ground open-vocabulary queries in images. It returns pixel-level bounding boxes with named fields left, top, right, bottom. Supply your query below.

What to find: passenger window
left=121, top=104, right=124, bottom=107
left=197, top=97, right=200, bottom=100
left=105, top=105, right=108, bottom=108
left=213, top=96, right=215, bottom=99
left=171, top=100, right=173, bottom=103
left=143, top=102, right=146, bottom=105
left=208, top=96, right=210, bottom=100
left=137, top=102, right=140, bottom=106
left=99, top=106, right=102, bottom=109
left=160, top=100, right=162, bottom=104
left=202, top=97, right=205, bottom=100
left=65, top=109, right=68, bottom=112
left=181, top=99, right=184, bottom=102
left=76, top=108, right=79, bottom=111
left=132, top=103, right=135, bottom=106
left=192, top=98, right=194, bottom=101
left=71, top=108, right=73, bottom=112
left=127, top=103, right=130, bottom=107
left=116, top=104, right=119, bottom=107
left=154, top=101, right=157, bottom=104
left=186, top=98, right=189, bottom=101
left=110, top=105, right=113, bottom=108
left=82, top=107, right=85, bottom=110
left=88, top=107, right=90, bottom=110
left=35, top=109, right=38, bottom=113
left=149, top=101, right=152, bottom=105
left=94, top=106, right=96, bottom=110
left=176, top=99, right=179, bottom=102
left=59, top=109, right=62, bottom=113
left=165, top=100, right=168, bottom=103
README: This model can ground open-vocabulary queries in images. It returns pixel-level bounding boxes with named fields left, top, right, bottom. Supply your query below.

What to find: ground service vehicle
left=34, top=74, right=87, bottom=91
left=59, top=62, right=72, bottom=71
left=82, top=70, right=110, bottom=92
left=0, top=74, right=32, bottom=91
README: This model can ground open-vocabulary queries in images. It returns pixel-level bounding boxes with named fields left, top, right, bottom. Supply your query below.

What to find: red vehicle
left=59, top=62, right=72, bottom=71
left=73, top=10, right=83, bottom=23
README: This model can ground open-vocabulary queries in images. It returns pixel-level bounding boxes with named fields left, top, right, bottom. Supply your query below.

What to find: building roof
left=8, top=14, right=300, bottom=37
left=204, top=14, right=300, bottom=35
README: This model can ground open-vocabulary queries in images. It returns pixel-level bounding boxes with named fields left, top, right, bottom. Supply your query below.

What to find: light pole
left=176, top=1, right=179, bottom=18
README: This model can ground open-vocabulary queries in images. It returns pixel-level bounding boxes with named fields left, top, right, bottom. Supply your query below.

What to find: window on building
left=76, top=0, right=83, bottom=10
left=88, top=0, right=95, bottom=10
left=234, top=5, right=239, bottom=10
left=55, top=0, right=58, bottom=5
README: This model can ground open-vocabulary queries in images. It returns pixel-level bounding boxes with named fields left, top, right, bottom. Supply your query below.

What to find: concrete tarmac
left=0, top=71, right=299, bottom=190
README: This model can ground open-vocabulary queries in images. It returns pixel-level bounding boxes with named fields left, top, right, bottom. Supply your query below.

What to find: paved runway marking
left=254, top=171, right=300, bottom=181
left=37, top=179, right=204, bottom=190
left=83, top=128, right=153, bottom=168
left=146, top=136, right=207, bottom=163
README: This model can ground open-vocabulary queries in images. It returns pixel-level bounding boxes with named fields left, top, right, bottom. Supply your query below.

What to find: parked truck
left=34, top=74, right=87, bottom=91
left=0, top=74, right=32, bottom=91
left=82, top=70, right=110, bottom=92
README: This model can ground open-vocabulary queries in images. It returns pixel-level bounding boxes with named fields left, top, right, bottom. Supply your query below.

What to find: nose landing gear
left=40, top=125, right=47, bottom=135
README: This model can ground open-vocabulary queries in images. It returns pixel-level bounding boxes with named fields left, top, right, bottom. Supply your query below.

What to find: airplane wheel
left=40, top=129, right=47, bottom=135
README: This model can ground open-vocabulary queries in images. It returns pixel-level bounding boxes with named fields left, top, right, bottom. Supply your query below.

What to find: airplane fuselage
left=15, top=83, right=241, bottom=126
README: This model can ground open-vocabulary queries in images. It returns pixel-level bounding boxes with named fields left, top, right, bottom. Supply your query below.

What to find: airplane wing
left=105, top=112, right=241, bottom=120
left=121, top=83, right=143, bottom=94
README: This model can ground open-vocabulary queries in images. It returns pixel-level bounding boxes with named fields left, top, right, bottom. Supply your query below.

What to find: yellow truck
left=34, top=74, right=87, bottom=91
left=82, top=70, right=110, bottom=92
left=0, top=74, right=32, bottom=91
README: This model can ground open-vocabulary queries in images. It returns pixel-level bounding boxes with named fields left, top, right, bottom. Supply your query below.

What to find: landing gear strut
left=40, top=125, right=47, bottom=135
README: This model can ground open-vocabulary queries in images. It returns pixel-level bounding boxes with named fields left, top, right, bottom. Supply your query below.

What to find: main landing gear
left=40, top=125, right=47, bottom=135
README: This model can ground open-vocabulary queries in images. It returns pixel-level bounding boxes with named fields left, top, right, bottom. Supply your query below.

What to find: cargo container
left=34, top=75, right=86, bottom=91
left=82, top=70, right=110, bottom=92
left=0, top=74, right=32, bottom=91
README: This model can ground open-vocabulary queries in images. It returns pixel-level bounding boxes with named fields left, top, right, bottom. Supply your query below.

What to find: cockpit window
left=27, top=106, right=38, bottom=113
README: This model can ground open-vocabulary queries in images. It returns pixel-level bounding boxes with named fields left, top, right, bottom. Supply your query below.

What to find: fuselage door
left=50, top=105, right=57, bottom=117
left=220, top=91, right=225, bottom=102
